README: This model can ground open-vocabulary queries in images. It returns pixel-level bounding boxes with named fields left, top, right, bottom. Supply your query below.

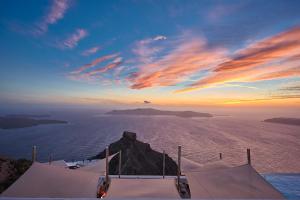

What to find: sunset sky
left=0, top=0, right=300, bottom=108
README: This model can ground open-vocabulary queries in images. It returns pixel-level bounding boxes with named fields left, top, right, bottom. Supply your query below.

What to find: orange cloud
left=214, top=26, right=300, bottom=72
left=176, top=26, right=300, bottom=93
left=130, top=37, right=227, bottom=89
left=250, top=66, right=300, bottom=81
left=175, top=64, right=299, bottom=93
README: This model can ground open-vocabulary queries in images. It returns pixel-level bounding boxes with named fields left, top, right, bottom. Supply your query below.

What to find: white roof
left=181, top=157, right=203, bottom=172
left=1, top=162, right=100, bottom=198
left=77, top=159, right=106, bottom=174
left=77, top=154, right=116, bottom=174
left=106, top=178, right=180, bottom=198
left=1, top=159, right=284, bottom=199
left=186, top=164, right=284, bottom=199
left=48, top=160, right=67, bottom=168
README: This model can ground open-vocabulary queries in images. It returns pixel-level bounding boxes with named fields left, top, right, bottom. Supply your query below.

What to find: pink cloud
left=125, top=26, right=300, bottom=93
left=175, top=26, right=300, bottom=93
left=176, top=27, right=300, bottom=92
left=61, top=29, right=88, bottom=49
left=71, top=53, right=119, bottom=74
left=86, top=62, right=122, bottom=76
left=68, top=60, right=122, bottom=84
left=250, top=66, right=300, bottom=81
left=36, top=0, right=70, bottom=34
left=7, top=0, right=70, bottom=36
left=81, top=46, right=101, bottom=56
left=130, top=36, right=227, bottom=89
left=132, top=35, right=167, bottom=63
left=175, top=64, right=297, bottom=93
left=214, top=26, right=300, bottom=72
left=112, top=57, right=123, bottom=63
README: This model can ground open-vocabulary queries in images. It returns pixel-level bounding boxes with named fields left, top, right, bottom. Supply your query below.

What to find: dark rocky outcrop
left=0, top=157, right=32, bottom=194
left=90, top=131, right=178, bottom=175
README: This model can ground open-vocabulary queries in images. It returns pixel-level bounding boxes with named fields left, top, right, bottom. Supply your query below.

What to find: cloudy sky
left=0, top=0, right=300, bottom=108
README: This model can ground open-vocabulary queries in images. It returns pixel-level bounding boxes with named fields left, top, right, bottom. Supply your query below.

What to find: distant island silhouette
left=0, top=116, right=67, bottom=129
left=106, top=108, right=213, bottom=118
left=5, top=114, right=51, bottom=118
left=264, top=117, right=300, bottom=126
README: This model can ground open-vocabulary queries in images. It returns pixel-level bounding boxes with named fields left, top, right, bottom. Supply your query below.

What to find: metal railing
left=31, top=145, right=252, bottom=178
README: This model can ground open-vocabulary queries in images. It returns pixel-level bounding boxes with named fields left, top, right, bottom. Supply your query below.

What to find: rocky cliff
left=90, top=131, right=178, bottom=175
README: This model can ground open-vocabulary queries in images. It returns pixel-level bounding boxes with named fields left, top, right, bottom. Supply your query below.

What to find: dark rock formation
left=90, top=131, right=178, bottom=175
left=0, top=157, right=32, bottom=194
left=106, top=108, right=213, bottom=118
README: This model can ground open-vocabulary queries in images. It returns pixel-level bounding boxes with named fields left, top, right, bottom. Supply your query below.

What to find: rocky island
left=106, top=108, right=213, bottom=118
left=90, top=131, right=178, bottom=175
left=264, top=117, right=300, bottom=126
left=0, top=116, right=67, bottom=129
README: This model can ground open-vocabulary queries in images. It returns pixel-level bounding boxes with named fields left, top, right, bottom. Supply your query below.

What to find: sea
left=0, top=108, right=299, bottom=199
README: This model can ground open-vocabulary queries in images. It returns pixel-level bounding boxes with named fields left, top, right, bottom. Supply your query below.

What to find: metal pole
left=49, top=154, right=52, bottom=165
left=32, top=146, right=37, bottom=162
left=118, top=150, right=122, bottom=178
left=177, top=145, right=181, bottom=186
left=163, top=150, right=165, bottom=179
left=105, top=146, right=109, bottom=184
left=247, top=148, right=251, bottom=165
left=219, top=153, right=222, bottom=160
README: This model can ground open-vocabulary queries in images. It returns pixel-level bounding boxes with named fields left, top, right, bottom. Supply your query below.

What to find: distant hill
left=106, top=108, right=213, bottom=118
left=0, top=117, right=67, bottom=129
left=5, top=114, right=51, bottom=118
left=264, top=117, right=300, bottom=126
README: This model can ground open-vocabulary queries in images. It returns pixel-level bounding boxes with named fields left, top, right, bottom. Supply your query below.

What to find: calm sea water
left=0, top=109, right=299, bottom=198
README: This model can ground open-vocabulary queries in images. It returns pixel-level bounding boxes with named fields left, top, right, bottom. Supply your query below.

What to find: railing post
left=32, top=146, right=37, bottom=162
left=219, top=153, right=222, bottom=160
left=163, top=150, right=165, bottom=179
left=118, top=150, right=122, bottom=178
left=247, top=148, right=251, bottom=165
left=177, top=145, right=181, bottom=186
left=105, top=146, right=109, bottom=184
